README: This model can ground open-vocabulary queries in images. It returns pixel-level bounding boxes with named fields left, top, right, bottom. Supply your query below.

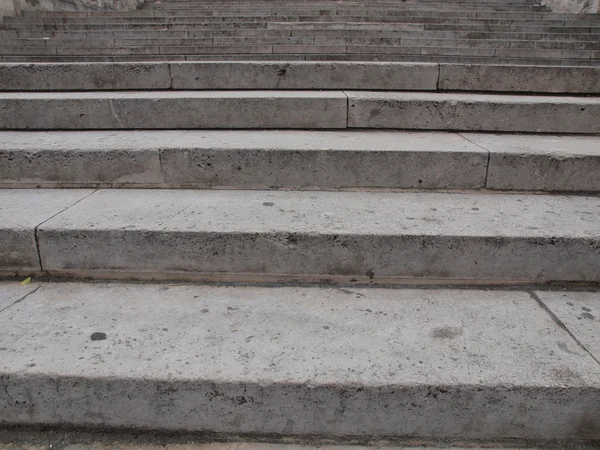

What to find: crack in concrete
left=108, top=99, right=124, bottom=128
left=34, top=189, right=99, bottom=271
left=0, top=285, right=41, bottom=316
left=529, top=290, right=600, bottom=368
left=457, top=132, right=492, bottom=189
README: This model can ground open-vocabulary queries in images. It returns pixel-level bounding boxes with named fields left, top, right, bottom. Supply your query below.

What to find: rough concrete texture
left=0, top=91, right=348, bottom=130
left=0, top=62, right=171, bottom=91
left=0, top=130, right=488, bottom=189
left=0, top=62, right=597, bottom=93
left=347, top=92, right=600, bottom=133
left=536, top=291, right=600, bottom=361
left=0, top=130, right=166, bottom=186
left=0, top=282, right=600, bottom=439
left=2, top=91, right=599, bottom=133
left=438, top=64, right=600, bottom=94
left=463, top=133, right=600, bottom=192
left=1, top=131, right=599, bottom=192
left=0, top=189, right=91, bottom=272
left=160, top=130, right=487, bottom=189
left=0, top=444, right=577, bottom=450
left=542, top=0, right=599, bottom=13
left=24, top=189, right=600, bottom=282
left=464, top=134, right=600, bottom=191
left=170, top=62, right=439, bottom=90
left=0, top=281, right=38, bottom=310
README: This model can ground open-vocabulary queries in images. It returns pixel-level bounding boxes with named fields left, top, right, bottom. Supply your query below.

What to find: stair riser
left=1, top=92, right=598, bottom=133
left=2, top=127, right=600, bottom=191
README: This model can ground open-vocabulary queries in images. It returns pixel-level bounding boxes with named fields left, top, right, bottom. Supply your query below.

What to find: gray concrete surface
left=0, top=62, right=171, bottom=91
left=536, top=291, right=600, bottom=361
left=0, top=130, right=166, bottom=187
left=464, top=133, right=600, bottom=192
left=0, top=281, right=39, bottom=310
left=439, top=64, right=600, bottom=94
left=0, top=281, right=599, bottom=439
left=3, top=131, right=599, bottom=191
left=0, top=189, right=91, bottom=272
left=347, top=92, right=600, bottom=133
left=157, top=130, right=488, bottom=189
left=16, top=189, right=599, bottom=282
left=170, top=62, right=439, bottom=90
left=2, top=91, right=600, bottom=133
left=0, top=445, right=560, bottom=450
left=0, top=91, right=348, bottom=130
left=1, top=63, right=599, bottom=93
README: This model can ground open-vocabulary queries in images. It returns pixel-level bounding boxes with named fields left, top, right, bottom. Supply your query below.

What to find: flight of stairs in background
left=1, top=0, right=600, bottom=64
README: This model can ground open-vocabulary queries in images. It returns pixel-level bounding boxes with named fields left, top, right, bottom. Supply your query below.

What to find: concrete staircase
left=1, top=0, right=600, bottom=64
left=1, top=0, right=600, bottom=446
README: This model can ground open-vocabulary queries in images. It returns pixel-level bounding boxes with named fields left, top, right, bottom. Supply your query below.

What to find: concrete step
left=1, top=130, right=598, bottom=192
left=1, top=91, right=599, bottom=133
left=2, top=188, right=600, bottom=282
left=1, top=46, right=592, bottom=60
left=10, top=36, right=600, bottom=50
left=1, top=281, right=598, bottom=440
left=3, top=55, right=599, bottom=66
left=1, top=62, right=599, bottom=94
left=0, top=280, right=599, bottom=440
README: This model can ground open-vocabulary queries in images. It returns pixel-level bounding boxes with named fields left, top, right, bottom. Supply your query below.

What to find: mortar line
left=457, top=132, right=492, bottom=188
left=0, top=285, right=41, bottom=316
left=34, top=189, right=99, bottom=271
left=529, top=290, right=600, bottom=367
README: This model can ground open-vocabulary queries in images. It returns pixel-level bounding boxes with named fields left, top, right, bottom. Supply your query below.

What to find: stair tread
left=2, top=188, right=600, bottom=282
left=0, top=280, right=599, bottom=437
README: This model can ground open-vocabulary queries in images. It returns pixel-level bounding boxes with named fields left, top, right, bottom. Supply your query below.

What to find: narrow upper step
left=1, top=62, right=599, bottom=94
left=2, top=189, right=599, bottom=283
left=1, top=90, right=599, bottom=133
left=1, top=280, right=599, bottom=440
left=1, top=130, right=599, bottom=192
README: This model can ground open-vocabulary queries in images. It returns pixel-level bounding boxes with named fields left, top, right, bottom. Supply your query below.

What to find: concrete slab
left=463, top=133, right=600, bottom=192
left=0, top=62, right=171, bottom=91
left=0, top=282, right=599, bottom=439
left=170, top=62, right=439, bottom=90
left=160, top=130, right=487, bottom=189
left=439, top=64, right=600, bottom=94
left=347, top=92, right=600, bottom=133
left=536, top=291, right=600, bottom=362
left=34, top=189, right=600, bottom=282
left=0, top=91, right=348, bottom=130
left=0, top=189, right=92, bottom=272
left=0, top=445, right=562, bottom=450
left=0, top=281, right=39, bottom=311
left=0, top=131, right=174, bottom=187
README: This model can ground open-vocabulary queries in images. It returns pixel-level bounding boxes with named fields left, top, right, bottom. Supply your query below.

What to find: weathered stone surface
left=347, top=92, right=600, bottom=133
left=464, top=133, right=600, bottom=192
left=439, top=64, right=600, bottom=94
left=0, top=281, right=39, bottom=310
left=170, top=62, right=439, bottom=90
left=537, top=290, right=600, bottom=361
left=160, top=130, right=487, bottom=189
left=0, top=131, right=167, bottom=186
left=0, top=62, right=171, bottom=90
left=34, top=189, right=600, bottom=282
left=0, top=189, right=91, bottom=272
left=0, top=281, right=599, bottom=439
left=0, top=91, right=348, bottom=129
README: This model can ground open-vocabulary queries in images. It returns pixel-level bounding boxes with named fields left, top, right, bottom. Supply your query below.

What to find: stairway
left=0, top=0, right=600, bottom=446
left=1, top=0, right=600, bottom=64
